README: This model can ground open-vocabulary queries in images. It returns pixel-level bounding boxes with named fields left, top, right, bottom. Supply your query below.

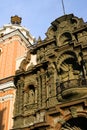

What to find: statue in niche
left=29, top=89, right=35, bottom=104
left=24, top=85, right=35, bottom=105
left=27, top=85, right=35, bottom=104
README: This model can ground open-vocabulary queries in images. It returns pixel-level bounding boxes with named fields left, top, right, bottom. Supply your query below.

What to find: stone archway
left=61, top=117, right=87, bottom=130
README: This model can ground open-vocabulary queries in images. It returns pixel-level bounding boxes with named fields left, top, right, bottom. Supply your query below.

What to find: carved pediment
left=45, top=14, right=85, bottom=46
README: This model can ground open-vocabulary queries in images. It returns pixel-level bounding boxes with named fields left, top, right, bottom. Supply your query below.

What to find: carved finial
left=11, top=15, right=22, bottom=25
left=37, top=36, right=42, bottom=44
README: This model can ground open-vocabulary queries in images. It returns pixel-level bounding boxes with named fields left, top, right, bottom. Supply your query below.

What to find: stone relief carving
left=69, top=107, right=77, bottom=118
left=58, top=16, right=80, bottom=32
left=54, top=16, right=82, bottom=46
left=55, top=51, right=83, bottom=100
left=59, top=32, right=72, bottom=45
left=13, top=14, right=87, bottom=130
left=57, top=51, right=81, bottom=82
left=77, top=30, right=87, bottom=44
left=37, top=48, right=45, bottom=63
left=24, top=115, right=35, bottom=126
left=59, top=21, right=69, bottom=30
left=45, top=43, right=55, bottom=57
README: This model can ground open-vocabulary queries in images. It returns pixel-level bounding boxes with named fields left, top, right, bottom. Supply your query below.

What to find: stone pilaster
left=41, top=70, right=46, bottom=108
left=37, top=71, right=42, bottom=109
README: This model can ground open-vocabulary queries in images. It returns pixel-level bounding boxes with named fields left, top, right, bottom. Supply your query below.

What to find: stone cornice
left=46, top=98, right=87, bottom=116
left=31, top=38, right=56, bottom=54
left=57, top=97, right=87, bottom=108
left=15, top=60, right=48, bottom=75
left=73, top=25, right=87, bottom=34
left=0, top=76, right=14, bottom=84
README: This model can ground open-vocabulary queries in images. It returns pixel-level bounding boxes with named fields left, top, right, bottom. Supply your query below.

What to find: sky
left=0, top=0, right=87, bottom=40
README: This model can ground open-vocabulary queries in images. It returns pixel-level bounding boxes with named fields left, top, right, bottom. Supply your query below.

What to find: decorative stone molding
left=13, top=14, right=87, bottom=130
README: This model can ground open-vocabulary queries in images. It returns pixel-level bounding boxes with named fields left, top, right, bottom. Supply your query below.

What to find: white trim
left=0, top=94, right=14, bottom=102
left=0, top=29, right=32, bottom=46
left=0, top=81, right=15, bottom=90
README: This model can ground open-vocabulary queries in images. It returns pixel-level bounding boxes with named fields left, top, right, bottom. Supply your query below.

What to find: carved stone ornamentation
left=13, top=14, right=87, bottom=130
left=14, top=76, right=25, bottom=116
left=69, top=107, right=77, bottom=118
left=24, top=115, right=35, bottom=126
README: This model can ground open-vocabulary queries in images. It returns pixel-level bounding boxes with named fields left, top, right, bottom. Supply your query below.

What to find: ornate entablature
left=13, top=14, right=87, bottom=130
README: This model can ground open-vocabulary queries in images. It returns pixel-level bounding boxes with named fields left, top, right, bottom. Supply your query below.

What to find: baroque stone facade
left=13, top=14, right=87, bottom=130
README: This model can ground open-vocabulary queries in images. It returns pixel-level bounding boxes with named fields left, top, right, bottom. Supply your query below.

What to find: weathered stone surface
left=13, top=14, right=87, bottom=130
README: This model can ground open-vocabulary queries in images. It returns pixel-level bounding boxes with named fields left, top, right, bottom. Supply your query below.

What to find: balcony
left=56, top=78, right=87, bottom=101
